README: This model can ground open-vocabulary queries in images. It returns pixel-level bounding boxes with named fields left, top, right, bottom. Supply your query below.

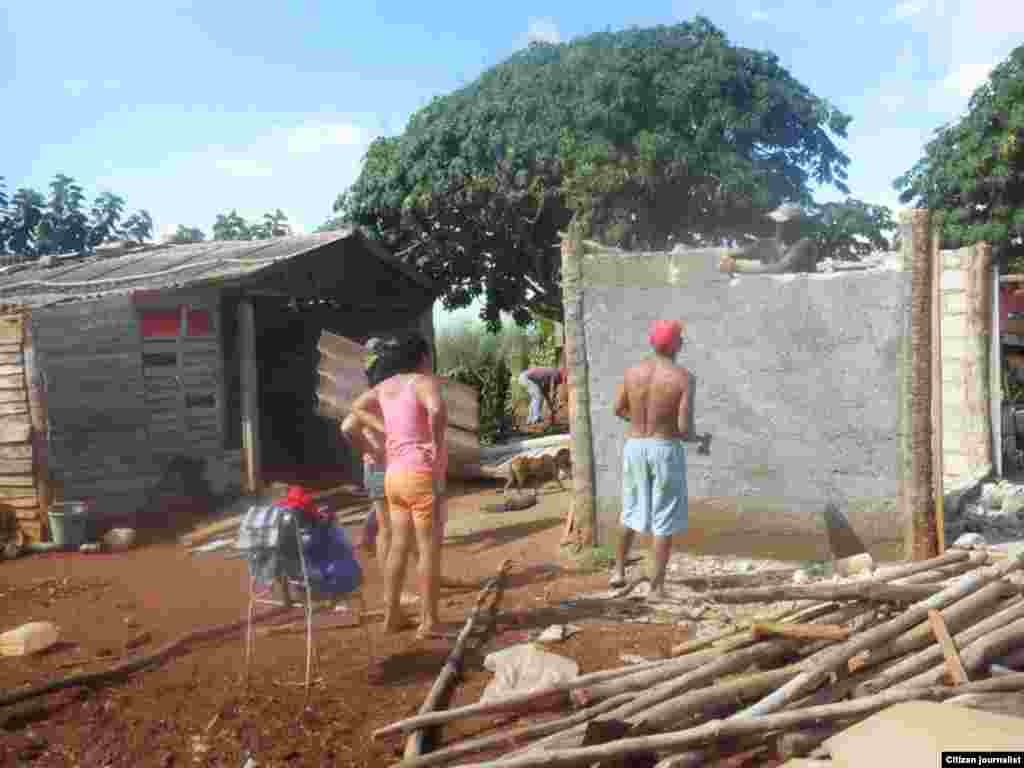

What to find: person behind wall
left=519, top=362, right=564, bottom=426
left=352, top=331, right=451, bottom=639
left=609, top=320, right=693, bottom=601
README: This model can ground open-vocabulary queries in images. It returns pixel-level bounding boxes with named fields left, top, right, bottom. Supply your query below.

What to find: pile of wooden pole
left=371, top=548, right=1024, bottom=767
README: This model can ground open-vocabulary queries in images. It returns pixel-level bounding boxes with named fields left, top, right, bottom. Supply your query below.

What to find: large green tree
left=36, top=173, right=90, bottom=255
left=87, top=191, right=126, bottom=248
left=122, top=209, right=154, bottom=244
left=339, top=17, right=852, bottom=328
left=895, top=44, right=1024, bottom=263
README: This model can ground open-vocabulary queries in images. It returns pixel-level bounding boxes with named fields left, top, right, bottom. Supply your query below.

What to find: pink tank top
left=379, top=375, right=447, bottom=475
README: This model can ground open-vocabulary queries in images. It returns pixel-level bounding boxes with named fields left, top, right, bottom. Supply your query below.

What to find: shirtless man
left=609, top=319, right=692, bottom=600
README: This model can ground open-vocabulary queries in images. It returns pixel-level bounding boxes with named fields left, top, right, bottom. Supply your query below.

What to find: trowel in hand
left=820, top=502, right=874, bottom=577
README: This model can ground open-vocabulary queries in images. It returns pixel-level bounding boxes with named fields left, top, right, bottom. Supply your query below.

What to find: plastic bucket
left=48, top=502, right=89, bottom=551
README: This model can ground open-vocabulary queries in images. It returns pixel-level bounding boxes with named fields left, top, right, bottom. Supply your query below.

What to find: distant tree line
left=0, top=173, right=152, bottom=259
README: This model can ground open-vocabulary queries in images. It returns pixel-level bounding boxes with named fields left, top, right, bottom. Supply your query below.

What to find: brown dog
left=503, top=449, right=572, bottom=494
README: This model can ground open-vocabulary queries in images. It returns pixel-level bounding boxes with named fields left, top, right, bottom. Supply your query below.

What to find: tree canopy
left=338, top=16, right=852, bottom=328
left=895, top=44, right=1024, bottom=264
left=807, top=198, right=896, bottom=261
left=167, top=225, right=206, bottom=244
left=0, top=173, right=151, bottom=259
left=211, top=208, right=291, bottom=241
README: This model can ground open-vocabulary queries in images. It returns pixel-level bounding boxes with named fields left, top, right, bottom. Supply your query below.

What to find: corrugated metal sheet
left=0, top=230, right=353, bottom=307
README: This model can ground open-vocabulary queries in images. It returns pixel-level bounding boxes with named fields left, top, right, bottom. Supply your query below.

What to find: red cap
left=649, top=320, right=683, bottom=356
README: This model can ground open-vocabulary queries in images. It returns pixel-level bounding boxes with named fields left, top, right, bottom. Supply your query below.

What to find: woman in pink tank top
left=352, top=332, right=450, bottom=639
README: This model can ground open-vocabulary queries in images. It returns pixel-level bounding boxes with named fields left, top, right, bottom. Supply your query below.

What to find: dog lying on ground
left=503, top=449, right=572, bottom=494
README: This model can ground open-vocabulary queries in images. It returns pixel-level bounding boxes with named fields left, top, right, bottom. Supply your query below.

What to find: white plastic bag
left=480, top=643, right=579, bottom=703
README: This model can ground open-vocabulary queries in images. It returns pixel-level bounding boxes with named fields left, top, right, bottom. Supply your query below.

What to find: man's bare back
left=614, top=358, right=691, bottom=440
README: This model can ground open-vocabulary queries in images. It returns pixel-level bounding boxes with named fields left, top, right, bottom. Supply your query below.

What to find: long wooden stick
left=927, top=609, right=969, bottom=685
left=734, top=554, right=1023, bottom=718
left=403, top=560, right=512, bottom=759
left=854, top=597, right=1024, bottom=696
left=697, top=581, right=941, bottom=605
left=893, top=616, right=1024, bottom=690
left=857, top=580, right=1017, bottom=667
left=372, top=648, right=697, bottom=740
left=452, top=675, right=1024, bottom=768
left=515, top=605, right=872, bottom=758
left=751, top=623, right=849, bottom=642
left=0, top=606, right=292, bottom=709
left=392, top=693, right=636, bottom=768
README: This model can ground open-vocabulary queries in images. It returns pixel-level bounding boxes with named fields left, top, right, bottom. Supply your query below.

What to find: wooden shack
left=0, top=229, right=438, bottom=542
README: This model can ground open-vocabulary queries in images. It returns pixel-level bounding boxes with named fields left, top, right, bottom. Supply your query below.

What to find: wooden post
left=238, top=297, right=262, bottom=494
left=22, top=314, right=52, bottom=538
left=561, top=221, right=598, bottom=547
left=905, top=210, right=937, bottom=561
left=931, top=230, right=945, bottom=554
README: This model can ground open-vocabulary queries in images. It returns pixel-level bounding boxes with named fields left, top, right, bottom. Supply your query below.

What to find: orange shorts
left=384, top=470, right=436, bottom=527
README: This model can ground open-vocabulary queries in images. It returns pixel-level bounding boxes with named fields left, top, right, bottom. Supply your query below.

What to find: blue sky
left=2, top=0, right=1021, bottom=251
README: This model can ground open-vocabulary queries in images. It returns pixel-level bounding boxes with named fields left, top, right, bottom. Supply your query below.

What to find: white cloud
left=883, top=0, right=929, bottom=22
left=940, top=61, right=995, bottom=100
left=63, top=79, right=88, bottom=97
left=526, top=17, right=560, bottom=45
left=751, top=8, right=769, bottom=20
left=285, top=121, right=365, bottom=154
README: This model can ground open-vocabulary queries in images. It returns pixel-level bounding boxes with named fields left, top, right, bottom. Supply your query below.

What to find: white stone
left=953, top=532, right=987, bottom=549
left=792, top=569, right=810, bottom=584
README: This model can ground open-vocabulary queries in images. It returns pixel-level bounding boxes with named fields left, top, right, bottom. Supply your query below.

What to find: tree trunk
left=905, top=209, right=937, bottom=560
left=561, top=219, right=598, bottom=547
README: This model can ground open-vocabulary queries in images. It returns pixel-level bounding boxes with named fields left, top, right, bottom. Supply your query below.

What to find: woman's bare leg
left=412, top=515, right=443, bottom=636
left=384, top=507, right=413, bottom=633
left=373, top=500, right=391, bottom=577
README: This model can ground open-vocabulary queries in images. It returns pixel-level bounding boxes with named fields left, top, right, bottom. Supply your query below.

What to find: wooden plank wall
left=315, top=329, right=482, bottom=475
left=33, top=296, right=161, bottom=519
left=0, top=312, right=46, bottom=543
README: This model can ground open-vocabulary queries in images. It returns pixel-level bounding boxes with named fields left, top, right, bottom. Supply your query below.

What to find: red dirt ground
left=0, top=482, right=729, bottom=768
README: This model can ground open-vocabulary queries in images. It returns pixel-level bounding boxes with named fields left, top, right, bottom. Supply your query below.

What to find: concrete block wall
left=940, top=247, right=972, bottom=486
left=580, top=249, right=911, bottom=559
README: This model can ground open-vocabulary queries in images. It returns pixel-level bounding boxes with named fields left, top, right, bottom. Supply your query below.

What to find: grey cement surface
left=581, top=248, right=910, bottom=558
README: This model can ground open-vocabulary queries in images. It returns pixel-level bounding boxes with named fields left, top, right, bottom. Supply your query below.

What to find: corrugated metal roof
left=0, top=230, right=357, bottom=307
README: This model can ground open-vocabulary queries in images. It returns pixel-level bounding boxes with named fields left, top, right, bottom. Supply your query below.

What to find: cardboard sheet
left=823, top=701, right=1024, bottom=768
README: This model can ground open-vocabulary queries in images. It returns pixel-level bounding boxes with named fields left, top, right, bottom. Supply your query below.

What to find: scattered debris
left=102, top=527, right=137, bottom=552
left=188, top=538, right=234, bottom=555
left=0, top=621, right=59, bottom=656
left=536, top=624, right=581, bottom=644
left=620, top=654, right=651, bottom=665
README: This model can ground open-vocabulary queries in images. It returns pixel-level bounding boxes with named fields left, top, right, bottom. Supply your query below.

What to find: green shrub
left=437, top=319, right=523, bottom=444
